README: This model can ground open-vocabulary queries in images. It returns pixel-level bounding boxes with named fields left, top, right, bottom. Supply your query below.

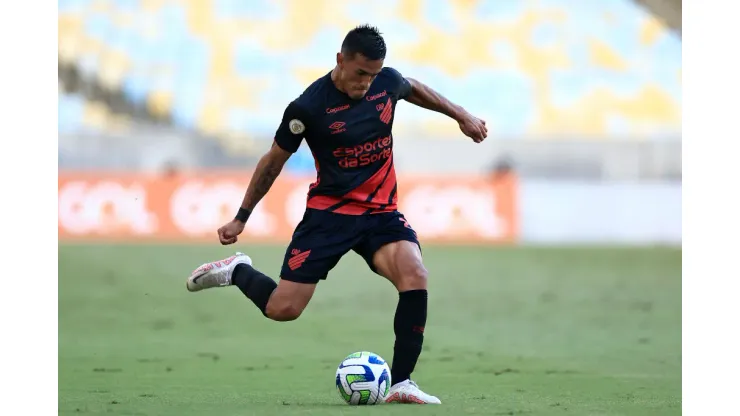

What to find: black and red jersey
left=274, top=67, right=412, bottom=215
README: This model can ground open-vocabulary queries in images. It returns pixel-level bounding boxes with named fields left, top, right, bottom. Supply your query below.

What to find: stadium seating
left=58, top=0, right=681, bottom=153
left=58, top=90, right=132, bottom=135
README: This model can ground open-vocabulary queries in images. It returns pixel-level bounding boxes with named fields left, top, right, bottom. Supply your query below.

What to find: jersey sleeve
left=385, top=67, right=412, bottom=100
left=274, top=101, right=310, bottom=153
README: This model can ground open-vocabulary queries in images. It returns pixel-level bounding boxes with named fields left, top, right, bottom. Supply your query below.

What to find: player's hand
left=217, top=219, right=245, bottom=245
left=457, top=112, right=488, bottom=143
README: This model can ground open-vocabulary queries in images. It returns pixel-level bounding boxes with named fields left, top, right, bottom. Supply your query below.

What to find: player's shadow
left=277, top=401, right=350, bottom=408
left=276, top=397, right=396, bottom=408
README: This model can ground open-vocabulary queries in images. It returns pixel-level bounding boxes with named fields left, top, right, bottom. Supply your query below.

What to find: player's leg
left=269, top=210, right=358, bottom=318
left=372, top=240, right=439, bottom=404
left=185, top=251, right=314, bottom=321
left=232, top=263, right=316, bottom=322
left=353, top=212, right=440, bottom=404
left=186, top=209, right=355, bottom=321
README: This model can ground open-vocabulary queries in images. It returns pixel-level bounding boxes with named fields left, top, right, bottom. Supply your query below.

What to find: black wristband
left=235, top=207, right=251, bottom=223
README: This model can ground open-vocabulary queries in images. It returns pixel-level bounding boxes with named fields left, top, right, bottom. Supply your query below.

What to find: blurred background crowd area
left=58, top=0, right=681, bottom=180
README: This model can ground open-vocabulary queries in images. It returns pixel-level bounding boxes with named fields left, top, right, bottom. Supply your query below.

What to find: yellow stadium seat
left=147, top=89, right=174, bottom=119
left=82, top=100, right=111, bottom=130
left=59, top=0, right=681, bottom=144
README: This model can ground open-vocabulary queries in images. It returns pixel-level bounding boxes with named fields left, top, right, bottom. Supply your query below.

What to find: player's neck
left=330, top=66, right=350, bottom=96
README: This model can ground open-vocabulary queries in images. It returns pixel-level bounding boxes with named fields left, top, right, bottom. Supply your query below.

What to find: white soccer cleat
left=186, top=252, right=252, bottom=292
left=384, top=380, right=441, bottom=404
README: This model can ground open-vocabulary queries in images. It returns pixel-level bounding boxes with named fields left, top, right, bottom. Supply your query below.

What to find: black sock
left=390, top=289, right=427, bottom=385
left=231, top=264, right=277, bottom=316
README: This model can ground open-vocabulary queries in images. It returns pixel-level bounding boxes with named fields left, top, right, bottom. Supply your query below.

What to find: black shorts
left=279, top=208, right=420, bottom=284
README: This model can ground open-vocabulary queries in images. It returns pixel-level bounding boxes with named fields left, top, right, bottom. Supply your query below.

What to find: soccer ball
left=335, top=351, right=391, bottom=405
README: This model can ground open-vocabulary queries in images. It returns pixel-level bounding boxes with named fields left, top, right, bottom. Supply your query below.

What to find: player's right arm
left=218, top=101, right=309, bottom=245
left=239, top=141, right=292, bottom=210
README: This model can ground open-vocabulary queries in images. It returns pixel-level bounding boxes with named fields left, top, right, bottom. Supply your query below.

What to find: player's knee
left=399, top=263, right=428, bottom=291
left=266, top=301, right=304, bottom=322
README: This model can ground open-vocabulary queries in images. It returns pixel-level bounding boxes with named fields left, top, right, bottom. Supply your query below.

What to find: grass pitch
left=59, top=244, right=681, bottom=415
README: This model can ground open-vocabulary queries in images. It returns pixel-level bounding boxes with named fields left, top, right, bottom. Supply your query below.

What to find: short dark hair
left=341, top=24, right=386, bottom=61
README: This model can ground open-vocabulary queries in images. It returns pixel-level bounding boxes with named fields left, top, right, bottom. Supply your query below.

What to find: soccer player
left=186, top=24, right=487, bottom=404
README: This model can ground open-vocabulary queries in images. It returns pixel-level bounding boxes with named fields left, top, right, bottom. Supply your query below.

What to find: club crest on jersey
left=379, top=98, right=393, bottom=124
left=289, top=119, right=305, bottom=134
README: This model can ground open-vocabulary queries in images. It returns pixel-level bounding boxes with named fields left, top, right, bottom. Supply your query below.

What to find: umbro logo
left=329, top=121, right=346, bottom=135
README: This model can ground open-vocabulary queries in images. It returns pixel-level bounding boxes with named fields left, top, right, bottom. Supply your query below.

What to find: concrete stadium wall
left=519, top=180, right=681, bottom=245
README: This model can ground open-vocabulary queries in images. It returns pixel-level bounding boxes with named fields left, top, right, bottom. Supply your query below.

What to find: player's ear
left=336, top=52, right=343, bottom=67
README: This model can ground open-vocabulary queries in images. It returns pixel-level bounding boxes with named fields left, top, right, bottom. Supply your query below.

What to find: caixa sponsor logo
left=58, top=181, right=158, bottom=235
left=169, top=181, right=276, bottom=236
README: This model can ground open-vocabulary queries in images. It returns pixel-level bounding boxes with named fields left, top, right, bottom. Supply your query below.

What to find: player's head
left=336, top=24, right=386, bottom=100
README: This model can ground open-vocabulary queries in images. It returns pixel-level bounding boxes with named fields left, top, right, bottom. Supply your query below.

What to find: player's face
left=337, top=52, right=383, bottom=100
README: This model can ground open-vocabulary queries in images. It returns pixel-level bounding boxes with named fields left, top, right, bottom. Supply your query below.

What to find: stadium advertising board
left=58, top=172, right=518, bottom=244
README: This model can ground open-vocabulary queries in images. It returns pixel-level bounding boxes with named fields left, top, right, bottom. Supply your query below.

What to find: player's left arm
left=403, top=77, right=488, bottom=143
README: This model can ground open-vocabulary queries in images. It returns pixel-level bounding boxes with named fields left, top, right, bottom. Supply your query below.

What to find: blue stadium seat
left=58, top=0, right=682, bottom=155
left=58, top=93, right=85, bottom=134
